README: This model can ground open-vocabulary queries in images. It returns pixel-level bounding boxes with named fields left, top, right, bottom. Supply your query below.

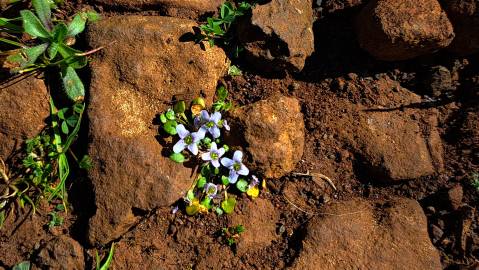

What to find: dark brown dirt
left=1, top=0, right=479, bottom=269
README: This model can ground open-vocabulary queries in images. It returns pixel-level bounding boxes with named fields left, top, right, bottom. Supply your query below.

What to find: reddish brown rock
left=0, top=76, right=49, bottom=160
left=229, top=198, right=279, bottom=255
left=238, top=0, right=314, bottom=73
left=92, top=0, right=224, bottom=19
left=448, top=184, right=464, bottom=210
left=86, top=15, right=228, bottom=245
left=291, top=198, right=442, bottom=270
left=35, top=236, right=84, bottom=270
left=355, top=0, right=455, bottom=61
left=442, top=0, right=479, bottom=55
left=229, top=94, right=305, bottom=179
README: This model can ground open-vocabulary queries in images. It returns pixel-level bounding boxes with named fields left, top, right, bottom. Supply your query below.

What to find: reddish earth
left=1, top=0, right=479, bottom=269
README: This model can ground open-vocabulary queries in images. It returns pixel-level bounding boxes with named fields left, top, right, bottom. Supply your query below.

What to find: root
left=292, top=170, right=337, bottom=191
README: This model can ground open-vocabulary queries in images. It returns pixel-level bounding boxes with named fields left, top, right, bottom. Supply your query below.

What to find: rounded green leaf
left=61, top=66, right=85, bottom=102
left=20, top=10, right=51, bottom=39
left=163, top=120, right=177, bottom=135
left=165, top=109, right=175, bottom=120
left=173, top=101, right=186, bottom=114
left=169, top=152, right=185, bottom=163
left=221, top=176, right=230, bottom=186
left=197, top=177, right=207, bottom=188
left=236, top=179, right=248, bottom=192
left=159, top=113, right=167, bottom=124
left=216, top=85, right=228, bottom=101
left=221, top=197, right=236, bottom=214
left=61, top=121, right=69, bottom=134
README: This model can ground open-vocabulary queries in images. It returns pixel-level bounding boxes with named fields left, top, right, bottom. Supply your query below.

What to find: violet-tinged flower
left=249, top=175, right=259, bottom=189
left=220, top=150, right=249, bottom=184
left=198, top=110, right=222, bottom=139
left=172, top=205, right=179, bottom=214
left=173, top=124, right=202, bottom=155
left=201, top=142, right=225, bottom=168
left=222, top=119, right=230, bottom=131
left=204, top=183, right=218, bottom=199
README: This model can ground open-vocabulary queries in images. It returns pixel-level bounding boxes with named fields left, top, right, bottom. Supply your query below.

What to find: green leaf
left=57, top=108, right=67, bottom=120
left=221, top=197, right=236, bottom=214
left=79, top=155, right=93, bottom=170
left=12, top=261, right=31, bottom=270
left=159, top=114, right=167, bottom=124
left=20, top=43, right=49, bottom=68
left=187, top=190, right=195, bottom=201
left=201, top=197, right=212, bottom=209
left=163, top=120, right=177, bottom=135
left=85, top=11, right=101, bottom=22
left=216, top=85, right=228, bottom=101
left=21, top=10, right=50, bottom=39
left=61, top=121, right=69, bottom=134
left=197, top=177, right=207, bottom=188
left=0, top=210, right=5, bottom=229
left=48, top=42, right=59, bottom=59
left=57, top=44, right=88, bottom=69
left=236, top=179, right=248, bottom=192
left=67, top=13, right=86, bottom=37
left=66, top=115, right=79, bottom=127
left=221, top=175, right=230, bottom=186
left=228, top=65, right=242, bottom=76
left=32, top=0, right=52, bottom=30
left=215, top=207, right=224, bottom=215
left=186, top=203, right=199, bottom=216
left=97, top=243, right=115, bottom=270
left=169, top=152, right=185, bottom=163
left=173, top=101, right=186, bottom=114
left=165, top=109, right=175, bottom=120
left=61, top=66, right=85, bottom=102
left=52, top=22, right=68, bottom=43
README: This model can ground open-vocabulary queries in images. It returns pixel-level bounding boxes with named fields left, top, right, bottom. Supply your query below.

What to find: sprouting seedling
left=96, top=243, right=115, bottom=270
left=1, top=0, right=100, bottom=102
left=160, top=85, right=261, bottom=216
left=221, top=224, right=245, bottom=246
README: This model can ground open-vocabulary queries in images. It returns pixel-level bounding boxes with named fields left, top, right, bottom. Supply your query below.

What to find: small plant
left=1, top=0, right=100, bottom=101
left=470, top=172, right=479, bottom=191
left=0, top=99, right=90, bottom=226
left=96, top=243, right=115, bottom=270
left=159, top=86, right=260, bottom=216
left=221, top=224, right=245, bottom=246
left=196, top=1, right=252, bottom=56
left=12, top=261, right=31, bottom=270
left=48, top=204, right=64, bottom=228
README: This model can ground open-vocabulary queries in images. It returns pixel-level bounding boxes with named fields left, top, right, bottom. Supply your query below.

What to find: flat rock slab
left=92, top=0, right=223, bottom=18
left=356, top=0, right=455, bottom=60
left=291, top=198, right=442, bottom=270
left=0, top=76, right=49, bottom=160
left=86, top=15, right=227, bottom=245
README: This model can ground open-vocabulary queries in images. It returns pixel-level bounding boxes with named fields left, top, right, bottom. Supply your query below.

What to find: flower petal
left=211, top=159, right=220, bottom=168
left=188, top=143, right=199, bottom=155
left=223, top=120, right=230, bottom=131
left=211, top=111, right=222, bottom=123
left=209, top=126, right=221, bottom=139
left=200, top=110, right=210, bottom=121
left=192, top=131, right=203, bottom=143
left=237, top=164, right=249, bottom=176
left=221, top=157, right=234, bottom=168
left=173, top=140, right=186, bottom=153
left=228, top=170, right=239, bottom=184
left=217, top=148, right=225, bottom=158
left=194, top=116, right=202, bottom=129
left=210, top=142, right=217, bottom=151
left=233, top=150, right=243, bottom=162
left=201, top=152, right=212, bottom=161
left=197, top=127, right=207, bottom=138
left=176, top=124, right=189, bottom=139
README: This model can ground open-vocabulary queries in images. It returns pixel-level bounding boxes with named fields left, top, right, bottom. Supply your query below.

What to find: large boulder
left=228, top=94, right=305, bottom=179
left=441, top=0, right=479, bottom=55
left=331, top=76, right=444, bottom=182
left=290, top=198, right=442, bottom=270
left=355, top=0, right=455, bottom=61
left=0, top=76, right=49, bottom=160
left=86, top=15, right=228, bottom=245
left=92, top=0, right=224, bottom=19
left=238, top=0, right=314, bottom=74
